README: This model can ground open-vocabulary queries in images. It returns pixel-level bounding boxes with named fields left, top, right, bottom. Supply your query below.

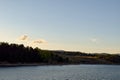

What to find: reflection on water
left=0, top=65, right=120, bottom=80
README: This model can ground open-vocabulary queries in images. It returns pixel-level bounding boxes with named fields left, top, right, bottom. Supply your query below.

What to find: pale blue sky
left=0, top=0, right=120, bottom=53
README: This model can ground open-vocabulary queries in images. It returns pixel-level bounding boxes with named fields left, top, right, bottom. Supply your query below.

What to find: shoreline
left=0, top=63, right=71, bottom=67
left=0, top=63, right=119, bottom=67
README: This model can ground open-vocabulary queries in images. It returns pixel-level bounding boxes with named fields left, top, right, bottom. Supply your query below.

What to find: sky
left=0, top=0, right=120, bottom=53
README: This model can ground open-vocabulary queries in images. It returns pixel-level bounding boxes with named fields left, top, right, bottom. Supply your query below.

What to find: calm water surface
left=0, top=65, right=120, bottom=80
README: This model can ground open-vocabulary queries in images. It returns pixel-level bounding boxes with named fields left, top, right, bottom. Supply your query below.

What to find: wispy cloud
left=19, top=35, right=28, bottom=41
left=16, top=35, right=47, bottom=47
left=33, top=39, right=47, bottom=44
left=90, top=38, right=97, bottom=42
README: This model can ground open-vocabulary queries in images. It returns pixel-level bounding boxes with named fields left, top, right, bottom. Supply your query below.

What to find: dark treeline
left=0, top=42, right=68, bottom=64
left=0, top=42, right=120, bottom=65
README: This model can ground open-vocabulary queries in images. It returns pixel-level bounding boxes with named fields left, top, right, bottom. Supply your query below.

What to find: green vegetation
left=0, top=42, right=120, bottom=66
left=0, top=42, right=68, bottom=64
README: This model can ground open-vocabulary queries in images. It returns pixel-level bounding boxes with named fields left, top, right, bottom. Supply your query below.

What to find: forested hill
left=0, top=42, right=120, bottom=66
left=0, top=42, right=69, bottom=64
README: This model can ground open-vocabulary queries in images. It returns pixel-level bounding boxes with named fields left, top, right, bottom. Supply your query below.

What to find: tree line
left=0, top=42, right=68, bottom=64
left=0, top=42, right=120, bottom=65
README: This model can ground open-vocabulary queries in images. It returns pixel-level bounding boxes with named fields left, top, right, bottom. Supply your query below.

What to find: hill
left=0, top=42, right=120, bottom=66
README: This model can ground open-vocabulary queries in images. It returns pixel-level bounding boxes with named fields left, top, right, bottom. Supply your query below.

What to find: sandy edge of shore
left=0, top=63, right=72, bottom=67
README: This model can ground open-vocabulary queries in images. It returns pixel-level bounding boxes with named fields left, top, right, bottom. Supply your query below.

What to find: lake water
left=0, top=65, right=120, bottom=80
